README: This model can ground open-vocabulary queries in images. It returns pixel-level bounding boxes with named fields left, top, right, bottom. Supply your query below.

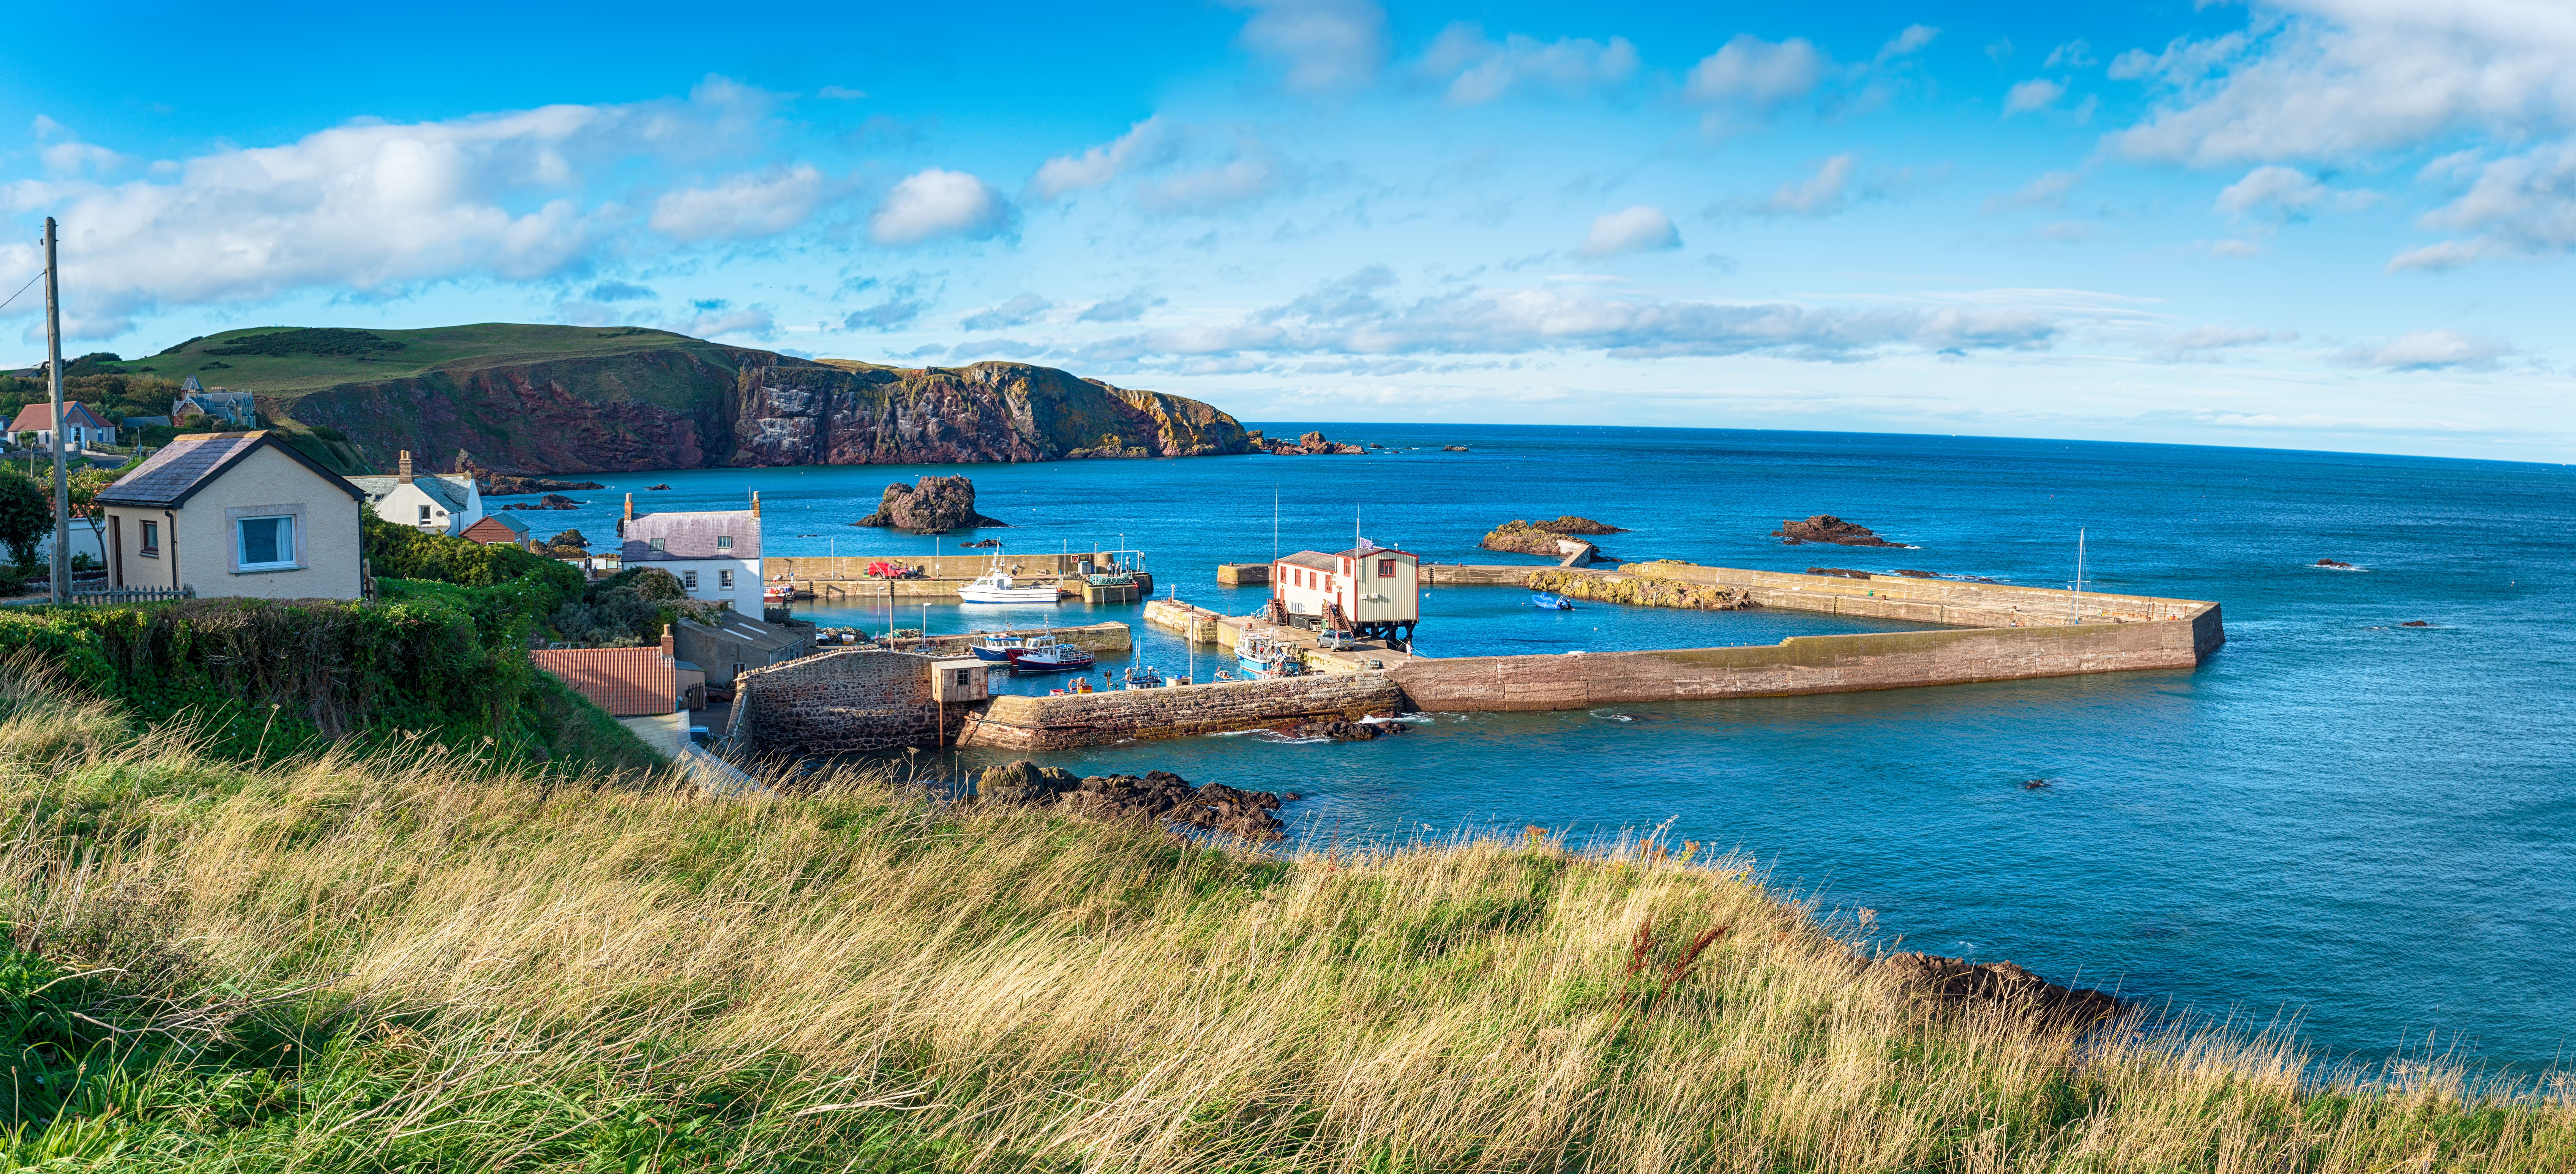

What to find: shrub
left=0, top=468, right=47, bottom=576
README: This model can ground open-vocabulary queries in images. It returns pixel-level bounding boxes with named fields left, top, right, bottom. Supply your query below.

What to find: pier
left=763, top=552, right=1152, bottom=604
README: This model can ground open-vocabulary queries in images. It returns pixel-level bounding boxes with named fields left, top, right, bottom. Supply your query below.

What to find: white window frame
left=683, top=569, right=699, bottom=591
left=716, top=535, right=733, bottom=551
left=232, top=513, right=300, bottom=572
left=718, top=568, right=734, bottom=589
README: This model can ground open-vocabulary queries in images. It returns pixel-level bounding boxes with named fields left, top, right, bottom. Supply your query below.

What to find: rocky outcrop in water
left=480, top=473, right=605, bottom=496
left=1774, top=515, right=1907, bottom=547
left=502, top=493, right=582, bottom=511
left=852, top=475, right=1009, bottom=532
left=1259, top=430, right=1365, bottom=455
left=1278, top=718, right=1405, bottom=741
left=1481, top=519, right=1627, bottom=559
left=1872, top=952, right=2128, bottom=1027
left=974, top=761, right=1290, bottom=839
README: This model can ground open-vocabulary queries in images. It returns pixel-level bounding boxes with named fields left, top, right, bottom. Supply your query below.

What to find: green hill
left=95, top=324, right=1252, bottom=476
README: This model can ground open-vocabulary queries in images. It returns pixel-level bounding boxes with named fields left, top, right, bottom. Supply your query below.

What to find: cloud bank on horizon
left=1, top=0, right=2570, bottom=461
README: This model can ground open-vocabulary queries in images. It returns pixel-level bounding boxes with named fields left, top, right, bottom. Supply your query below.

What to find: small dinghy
left=1531, top=592, right=1575, bottom=610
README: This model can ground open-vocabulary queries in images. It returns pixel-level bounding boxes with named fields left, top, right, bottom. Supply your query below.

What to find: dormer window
left=650, top=537, right=667, bottom=551
left=716, top=535, right=733, bottom=550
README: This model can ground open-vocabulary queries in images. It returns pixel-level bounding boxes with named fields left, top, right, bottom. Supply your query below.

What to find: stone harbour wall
left=731, top=647, right=964, bottom=756
left=1390, top=604, right=2223, bottom=712
left=959, top=673, right=1404, bottom=751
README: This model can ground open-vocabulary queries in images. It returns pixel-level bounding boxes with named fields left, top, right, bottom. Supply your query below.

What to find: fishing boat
left=1122, top=665, right=1166, bottom=689
left=969, top=632, right=1027, bottom=663
left=1531, top=592, right=1575, bottom=610
left=1236, top=633, right=1304, bottom=678
left=957, top=550, right=1062, bottom=604
left=1006, top=631, right=1094, bottom=673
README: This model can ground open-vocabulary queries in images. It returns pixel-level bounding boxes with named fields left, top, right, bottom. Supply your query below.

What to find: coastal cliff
left=103, top=325, right=1251, bottom=475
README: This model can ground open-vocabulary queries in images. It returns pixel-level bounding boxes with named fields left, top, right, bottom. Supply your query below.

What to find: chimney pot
left=397, top=451, right=414, bottom=484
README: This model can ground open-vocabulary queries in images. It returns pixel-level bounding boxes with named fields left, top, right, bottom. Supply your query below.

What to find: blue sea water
left=527, top=425, right=2576, bottom=1074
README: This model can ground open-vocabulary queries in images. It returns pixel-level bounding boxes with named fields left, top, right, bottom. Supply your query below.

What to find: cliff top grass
left=0, top=661, right=2563, bottom=1171
left=89, top=323, right=731, bottom=401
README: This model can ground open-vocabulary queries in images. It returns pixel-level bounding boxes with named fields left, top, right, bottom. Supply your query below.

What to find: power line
left=0, top=271, right=39, bottom=315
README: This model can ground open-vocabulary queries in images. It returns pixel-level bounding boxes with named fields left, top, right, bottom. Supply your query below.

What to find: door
left=107, top=514, right=122, bottom=589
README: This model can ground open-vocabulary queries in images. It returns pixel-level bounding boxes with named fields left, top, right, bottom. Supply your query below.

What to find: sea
left=518, top=424, right=2575, bottom=1076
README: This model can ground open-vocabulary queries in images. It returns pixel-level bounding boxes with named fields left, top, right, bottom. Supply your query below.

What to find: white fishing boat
left=1007, top=630, right=1095, bottom=673
left=1236, top=633, right=1304, bottom=678
left=957, top=550, right=1061, bottom=604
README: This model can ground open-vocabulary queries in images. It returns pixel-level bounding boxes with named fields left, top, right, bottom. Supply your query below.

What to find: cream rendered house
left=348, top=450, right=486, bottom=536
left=93, top=431, right=368, bottom=600
left=619, top=491, right=764, bottom=615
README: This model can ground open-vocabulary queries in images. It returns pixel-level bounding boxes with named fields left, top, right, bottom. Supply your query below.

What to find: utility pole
left=43, top=218, right=68, bottom=605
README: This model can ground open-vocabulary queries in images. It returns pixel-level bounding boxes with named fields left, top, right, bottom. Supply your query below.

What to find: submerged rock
left=1804, top=567, right=1874, bottom=580
left=853, top=475, right=1010, bottom=531
left=1276, top=718, right=1401, bottom=742
left=1873, top=952, right=2127, bottom=1026
left=2316, top=558, right=2354, bottom=568
left=1774, top=515, right=1906, bottom=547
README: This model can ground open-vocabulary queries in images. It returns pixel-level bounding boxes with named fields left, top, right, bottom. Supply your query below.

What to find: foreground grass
left=0, top=671, right=2566, bottom=1171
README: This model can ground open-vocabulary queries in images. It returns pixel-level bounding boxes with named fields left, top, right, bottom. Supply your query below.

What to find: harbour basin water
left=522, top=424, right=2575, bottom=1074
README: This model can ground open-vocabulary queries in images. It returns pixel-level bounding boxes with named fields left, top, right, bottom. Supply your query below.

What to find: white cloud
left=1137, top=147, right=1283, bottom=213
left=1027, top=117, right=1172, bottom=201
left=1759, top=154, right=1856, bottom=215
left=1983, top=169, right=2082, bottom=214
left=1685, top=34, right=1828, bottom=107
left=649, top=164, right=826, bottom=241
left=2152, top=324, right=2290, bottom=361
left=1076, top=290, right=1166, bottom=322
left=2110, top=3, right=2576, bottom=166
left=669, top=304, right=776, bottom=340
left=1417, top=24, right=1640, bottom=105
left=0, top=81, right=778, bottom=336
left=2003, top=78, right=2066, bottom=116
left=960, top=293, right=1052, bottom=331
left=2331, top=328, right=2512, bottom=371
left=1877, top=25, right=1939, bottom=62
left=1068, top=268, right=2065, bottom=365
left=2043, top=40, right=2097, bottom=69
left=1578, top=205, right=1681, bottom=257
left=2214, top=164, right=2326, bottom=218
left=1231, top=0, right=1387, bottom=93
left=815, top=85, right=869, bottom=100
left=2390, top=139, right=2576, bottom=269
left=868, top=168, right=1010, bottom=245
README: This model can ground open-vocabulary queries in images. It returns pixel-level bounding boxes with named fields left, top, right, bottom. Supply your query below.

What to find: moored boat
left=1007, top=630, right=1095, bottom=673
left=1236, top=634, right=1304, bottom=678
left=958, top=549, right=1062, bottom=604
left=1532, top=592, right=1574, bottom=610
left=970, top=633, right=1027, bottom=662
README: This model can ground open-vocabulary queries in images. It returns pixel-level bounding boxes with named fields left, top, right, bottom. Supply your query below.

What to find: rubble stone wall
left=959, top=673, right=1403, bottom=751
left=731, top=647, right=963, bottom=755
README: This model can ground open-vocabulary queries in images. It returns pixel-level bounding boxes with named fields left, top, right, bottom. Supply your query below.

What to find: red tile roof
left=6, top=402, right=110, bottom=433
left=531, top=646, right=676, bottom=716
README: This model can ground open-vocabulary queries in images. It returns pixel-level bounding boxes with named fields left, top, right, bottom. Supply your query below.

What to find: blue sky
left=5, top=1, right=2572, bottom=461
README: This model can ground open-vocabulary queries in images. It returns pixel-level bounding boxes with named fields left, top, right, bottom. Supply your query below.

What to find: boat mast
left=2071, top=528, right=2085, bottom=625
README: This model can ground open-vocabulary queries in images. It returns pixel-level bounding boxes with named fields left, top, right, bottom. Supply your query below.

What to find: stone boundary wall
left=1390, top=605, right=2224, bottom=712
left=958, top=673, right=1403, bottom=751
left=1625, top=562, right=2202, bottom=628
left=731, top=647, right=964, bottom=756
left=886, top=622, right=1131, bottom=657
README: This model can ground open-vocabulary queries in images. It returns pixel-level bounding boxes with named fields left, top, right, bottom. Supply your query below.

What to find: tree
left=0, top=468, right=49, bottom=576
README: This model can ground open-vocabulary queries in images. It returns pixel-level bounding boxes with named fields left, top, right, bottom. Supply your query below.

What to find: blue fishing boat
left=1532, top=592, right=1575, bottom=610
left=969, top=633, right=1026, bottom=662
left=1236, top=633, right=1304, bottom=678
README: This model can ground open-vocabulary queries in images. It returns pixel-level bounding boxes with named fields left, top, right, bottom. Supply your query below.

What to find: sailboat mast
left=2071, top=528, right=2085, bottom=624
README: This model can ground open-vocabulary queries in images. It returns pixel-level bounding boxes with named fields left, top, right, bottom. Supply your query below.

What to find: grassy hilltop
left=0, top=659, right=2563, bottom=1170
left=85, top=324, right=1251, bottom=476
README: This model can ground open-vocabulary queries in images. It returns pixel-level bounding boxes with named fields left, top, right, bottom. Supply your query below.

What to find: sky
left=3, top=0, right=2573, bottom=461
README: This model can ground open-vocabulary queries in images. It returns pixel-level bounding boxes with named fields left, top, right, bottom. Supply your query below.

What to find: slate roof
left=679, top=615, right=809, bottom=656
left=1334, top=546, right=1410, bottom=560
left=348, top=472, right=475, bottom=512
left=95, top=431, right=367, bottom=509
left=622, top=510, right=760, bottom=561
left=7, top=402, right=110, bottom=433
left=531, top=647, right=677, bottom=717
left=1278, top=551, right=1342, bottom=572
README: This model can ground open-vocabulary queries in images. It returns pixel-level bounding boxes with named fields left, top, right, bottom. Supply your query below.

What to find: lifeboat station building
left=1272, top=544, right=1419, bottom=647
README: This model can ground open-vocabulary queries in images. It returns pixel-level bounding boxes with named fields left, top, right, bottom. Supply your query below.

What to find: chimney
left=750, top=490, right=761, bottom=518
left=398, top=451, right=414, bottom=484
left=660, top=624, right=676, bottom=657
left=623, top=492, right=635, bottom=522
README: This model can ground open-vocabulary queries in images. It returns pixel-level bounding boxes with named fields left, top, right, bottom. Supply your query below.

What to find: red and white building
left=1272, top=544, right=1419, bottom=647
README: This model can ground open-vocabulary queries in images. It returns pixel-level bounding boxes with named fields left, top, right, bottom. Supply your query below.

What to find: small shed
left=461, top=511, right=531, bottom=546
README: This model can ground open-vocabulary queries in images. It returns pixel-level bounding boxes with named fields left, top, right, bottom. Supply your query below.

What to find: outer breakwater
left=957, top=564, right=2224, bottom=747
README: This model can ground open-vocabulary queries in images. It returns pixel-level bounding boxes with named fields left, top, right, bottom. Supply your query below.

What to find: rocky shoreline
left=977, top=760, right=1293, bottom=840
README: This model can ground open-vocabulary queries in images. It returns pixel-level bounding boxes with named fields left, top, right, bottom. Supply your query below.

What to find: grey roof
left=622, top=510, right=760, bottom=560
left=679, top=615, right=808, bottom=653
left=95, top=431, right=366, bottom=509
left=1334, top=546, right=1410, bottom=559
left=348, top=472, right=474, bottom=512
left=1279, top=551, right=1342, bottom=572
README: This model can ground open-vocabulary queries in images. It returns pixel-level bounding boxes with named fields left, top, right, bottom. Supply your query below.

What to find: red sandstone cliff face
left=277, top=344, right=1250, bottom=475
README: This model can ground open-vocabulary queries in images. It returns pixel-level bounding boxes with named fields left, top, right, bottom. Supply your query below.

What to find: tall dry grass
left=0, top=664, right=2565, bottom=1171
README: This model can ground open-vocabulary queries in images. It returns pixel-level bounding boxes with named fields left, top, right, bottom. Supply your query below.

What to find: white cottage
left=619, top=491, right=764, bottom=615
left=1272, top=544, right=1419, bottom=647
left=349, top=451, right=486, bottom=537
left=92, top=431, right=368, bottom=600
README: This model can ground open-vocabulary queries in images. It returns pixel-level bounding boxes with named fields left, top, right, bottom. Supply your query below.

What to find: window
left=139, top=520, right=159, bottom=556
left=716, top=535, right=733, bottom=550
left=650, top=537, right=667, bottom=551
left=683, top=570, right=699, bottom=590
left=235, top=516, right=295, bottom=570
left=417, top=504, right=431, bottom=524
left=1378, top=559, right=1396, bottom=577
left=718, top=569, right=734, bottom=589
left=955, top=669, right=972, bottom=687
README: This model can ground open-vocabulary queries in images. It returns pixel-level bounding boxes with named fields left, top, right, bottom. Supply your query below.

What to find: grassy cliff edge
left=0, top=670, right=2563, bottom=1171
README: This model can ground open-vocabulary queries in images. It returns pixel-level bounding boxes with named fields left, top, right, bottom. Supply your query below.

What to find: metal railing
left=59, top=585, right=195, bottom=606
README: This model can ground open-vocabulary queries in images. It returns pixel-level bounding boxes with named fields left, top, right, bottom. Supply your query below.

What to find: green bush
left=0, top=467, right=47, bottom=576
